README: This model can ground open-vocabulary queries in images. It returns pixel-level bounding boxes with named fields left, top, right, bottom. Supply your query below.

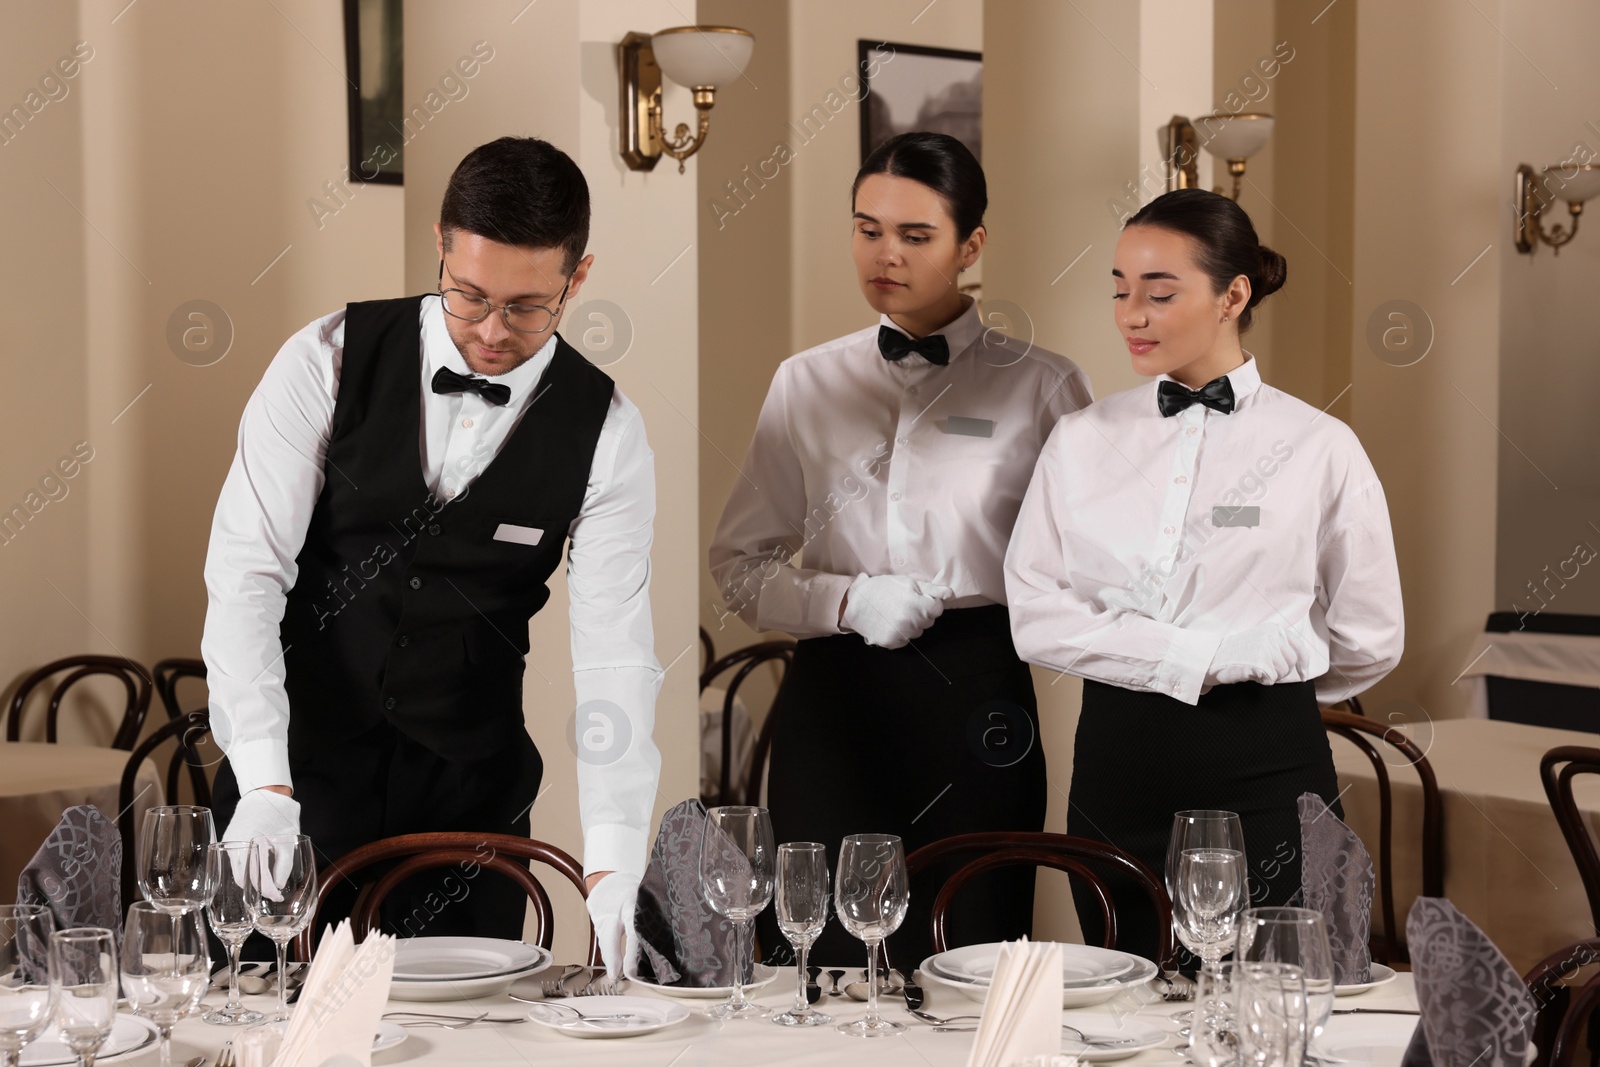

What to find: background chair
left=117, top=708, right=214, bottom=905
left=1524, top=936, right=1600, bottom=1067
left=1542, top=746, right=1600, bottom=935
left=1322, top=708, right=1443, bottom=964
left=7, top=655, right=152, bottom=749
left=151, top=657, right=207, bottom=721
left=699, top=639, right=795, bottom=806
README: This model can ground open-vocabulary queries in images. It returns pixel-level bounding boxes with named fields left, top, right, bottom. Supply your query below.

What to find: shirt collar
left=1157, top=351, right=1263, bottom=406
left=877, top=296, right=983, bottom=366
left=422, top=294, right=557, bottom=403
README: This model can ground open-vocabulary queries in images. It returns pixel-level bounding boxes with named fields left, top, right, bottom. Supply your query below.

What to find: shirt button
left=1175, top=475, right=1188, bottom=484
left=397, top=635, right=410, bottom=647
left=408, top=576, right=423, bottom=590
left=1186, top=427, right=1198, bottom=436
left=445, top=487, right=458, bottom=498
left=384, top=697, right=397, bottom=710
left=894, top=556, right=906, bottom=566
left=908, top=385, right=920, bottom=396
left=1164, top=525, right=1176, bottom=536
left=428, top=524, right=441, bottom=536
left=462, top=417, right=474, bottom=429
left=896, top=435, right=909, bottom=445
left=891, top=491, right=902, bottom=501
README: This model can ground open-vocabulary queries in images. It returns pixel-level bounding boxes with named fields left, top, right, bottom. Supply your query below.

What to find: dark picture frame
left=858, top=40, right=982, bottom=164
left=343, top=0, right=403, bottom=185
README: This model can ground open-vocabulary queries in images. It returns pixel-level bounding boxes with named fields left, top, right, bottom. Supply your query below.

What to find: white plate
left=21, top=1016, right=159, bottom=1066
left=1059, top=1013, right=1170, bottom=1061
left=630, top=964, right=781, bottom=999
left=1334, top=963, right=1399, bottom=996
left=525, top=994, right=691, bottom=1039
left=267, top=1020, right=408, bottom=1053
left=392, top=937, right=550, bottom=982
left=919, top=954, right=1160, bottom=1009
left=929, top=943, right=1137, bottom=988
left=1317, top=1011, right=1420, bottom=1062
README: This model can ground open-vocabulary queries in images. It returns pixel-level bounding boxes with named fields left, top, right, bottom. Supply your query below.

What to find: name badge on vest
left=1212, top=505, right=1261, bottom=528
left=493, top=523, right=544, bottom=546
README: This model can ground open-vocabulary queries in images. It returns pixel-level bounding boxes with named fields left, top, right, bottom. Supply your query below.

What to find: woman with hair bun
left=711, top=132, right=1093, bottom=969
left=1004, top=188, right=1403, bottom=962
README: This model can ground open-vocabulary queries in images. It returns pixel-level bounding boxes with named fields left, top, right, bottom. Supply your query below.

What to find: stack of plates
left=917, top=942, right=1159, bottom=1008
left=390, top=936, right=553, bottom=1001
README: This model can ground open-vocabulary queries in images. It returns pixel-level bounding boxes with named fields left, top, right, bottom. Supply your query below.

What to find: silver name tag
left=944, top=416, right=994, bottom=438
left=1212, top=506, right=1261, bottom=528
left=493, top=523, right=544, bottom=546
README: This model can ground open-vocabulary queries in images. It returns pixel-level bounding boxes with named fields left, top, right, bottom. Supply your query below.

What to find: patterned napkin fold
left=1297, top=791, right=1374, bottom=985
left=1400, top=897, right=1535, bottom=1067
left=15, top=805, right=122, bottom=979
left=632, top=798, right=754, bottom=987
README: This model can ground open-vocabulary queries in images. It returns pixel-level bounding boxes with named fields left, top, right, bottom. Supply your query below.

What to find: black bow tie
left=878, top=325, right=950, bottom=366
left=1157, top=376, right=1236, bottom=418
left=432, top=366, right=511, bottom=406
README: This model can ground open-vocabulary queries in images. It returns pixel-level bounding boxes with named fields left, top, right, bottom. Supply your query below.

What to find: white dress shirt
left=1004, top=354, right=1403, bottom=707
left=201, top=295, right=662, bottom=878
left=710, top=298, right=1094, bottom=636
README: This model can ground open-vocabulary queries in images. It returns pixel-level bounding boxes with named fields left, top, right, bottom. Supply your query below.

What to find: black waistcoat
left=279, top=295, right=614, bottom=762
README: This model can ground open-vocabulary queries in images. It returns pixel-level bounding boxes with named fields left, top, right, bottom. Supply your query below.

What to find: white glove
left=220, top=788, right=302, bottom=895
left=585, top=872, right=641, bottom=980
left=1207, top=623, right=1315, bottom=687
left=840, top=574, right=954, bottom=649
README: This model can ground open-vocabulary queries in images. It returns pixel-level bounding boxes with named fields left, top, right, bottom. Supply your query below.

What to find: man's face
left=432, top=224, right=592, bottom=377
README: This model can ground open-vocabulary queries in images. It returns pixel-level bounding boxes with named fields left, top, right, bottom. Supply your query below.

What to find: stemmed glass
left=1189, top=962, right=1242, bottom=1067
left=245, top=834, right=319, bottom=1022
left=203, top=842, right=263, bottom=1025
left=1167, top=811, right=1247, bottom=1031
left=47, top=928, right=117, bottom=1067
left=0, top=904, right=56, bottom=1067
left=771, top=842, right=831, bottom=1027
left=834, top=833, right=908, bottom=1039
left=138, top=805, right=216, bottom=962
left=120, top=902, right=210, bottom=1067
left=699, top=806, right=776, bottom=1021
left=1235, top=961, right=1309, bottom=1067
left=1237, top=907, right=1335, bottom=1046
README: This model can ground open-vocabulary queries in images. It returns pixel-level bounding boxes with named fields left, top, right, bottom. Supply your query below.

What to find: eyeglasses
left=438, top=259, right=571, bottom=335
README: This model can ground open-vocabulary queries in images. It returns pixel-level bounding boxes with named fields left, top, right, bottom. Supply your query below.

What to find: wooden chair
left=904, top=831, right=1176, bottom=970
left=7, top=655, right=152, bottom=749
left=698, top=627, right=715, bottom=676
left=699, top=640, right=795, bottom=806
left=296, top=832, right=595, bottom=963
left=151, top=658, right=207, bottom=721
left=1541, top=747, right=1600, bottom=935
left=1321, top=708, right=1443, bottom=964
left=1524, top=936, right=1600, bottom=1067
left=117, top=709, right=215, bottom=905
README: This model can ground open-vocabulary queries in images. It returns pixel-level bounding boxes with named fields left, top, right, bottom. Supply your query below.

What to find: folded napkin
left=1297, top=792, right=1374, bottom=985
left=967, top=939, right=1063, bottom=1067
left=258, top=919, right=394, bottom=1067
left=634, top=798, right=754, bottom=987
left=15, top=804, right=122, bottom=979
left=1399, top=897, right=1534, bottom=1067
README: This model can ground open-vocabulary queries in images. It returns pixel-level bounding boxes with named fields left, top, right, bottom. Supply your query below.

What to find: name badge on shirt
left=1212, top=506, right=1261, bottom=528
left=493, top=523, right=544, bottom=546
left=943, top=416, right=995, bottom=438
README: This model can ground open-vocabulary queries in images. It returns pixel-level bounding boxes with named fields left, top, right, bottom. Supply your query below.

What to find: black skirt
left=1066, top=678, right=1342, bottom=966
left=759, top=605, right=1046, bottom=969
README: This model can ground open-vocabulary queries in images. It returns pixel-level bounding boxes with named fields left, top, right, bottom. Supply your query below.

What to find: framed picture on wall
left=343, top=0, right=404, bottom=185
left=858, top=41, right=982, bottom=164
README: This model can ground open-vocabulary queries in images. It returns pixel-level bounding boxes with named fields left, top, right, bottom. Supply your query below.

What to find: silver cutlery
left=1158, top=970, right=1196, bottom=1002
left=1330, top=1007, right=1421, bottom=1015
left=383, top=1010, right=526, bottom=1028
left=215, top=1042, right=235, bottom=1067
left=825, top=968, right=847, bottom=996
left=537, top=963, right=587, bottom=998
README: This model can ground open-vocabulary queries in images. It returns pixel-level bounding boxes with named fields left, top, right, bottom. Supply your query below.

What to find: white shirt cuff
left=807, top=572, right=853, bottom=635
left=223, top=738, right=295, bottom=796
left=1164, top=628, right=1226, bottom=705
left=583, top=823, right=650, bottom=880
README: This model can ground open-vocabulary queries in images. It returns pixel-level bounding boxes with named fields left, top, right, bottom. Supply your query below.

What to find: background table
left=1332, top=717, right=1600, bottom=974
left=0, top=741, right=163, bottom=894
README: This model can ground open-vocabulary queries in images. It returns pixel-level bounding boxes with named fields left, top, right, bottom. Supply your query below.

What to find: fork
left=577, top=972, right=626, bottom=996
left=539, top=963, right=586, bottom=998
left=215, top=1042, right=235, bottom=1067
left=1159, top=970, right=1196, bottom=1002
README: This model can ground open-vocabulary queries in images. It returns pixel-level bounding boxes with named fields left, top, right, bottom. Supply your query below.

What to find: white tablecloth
left=1455, top=629, right=1600, bottom=718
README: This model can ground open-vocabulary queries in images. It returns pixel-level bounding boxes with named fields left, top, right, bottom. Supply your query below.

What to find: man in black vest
left=201, top=137, right=660, bottom=978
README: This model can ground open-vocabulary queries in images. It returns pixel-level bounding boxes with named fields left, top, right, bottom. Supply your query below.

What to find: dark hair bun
left=853, top=132, right=987, bottom=241
left=1254, top=245, right=1287, bottom=301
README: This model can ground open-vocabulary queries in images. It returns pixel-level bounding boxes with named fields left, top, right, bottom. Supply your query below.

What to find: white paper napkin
left=270, top=920, right=396, bottom=1067
left=965, top=939, right=1063, bottom=1067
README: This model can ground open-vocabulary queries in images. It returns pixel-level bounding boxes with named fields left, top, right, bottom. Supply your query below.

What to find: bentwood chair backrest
left=1540, top=746, right=1600, bottom=935
left=116, top=709, right=214, bottom=906
left=1523, top=935, right=1600, bottom=1067
left=7, top=655, right=153, bottom=749
left=151, top=658, right=208, bottom=722
left=1320, top=708, right=1444, bottom=964
left=904, top=831, right=1176, bottom=971
left=699, top=640, right=796, bottom=806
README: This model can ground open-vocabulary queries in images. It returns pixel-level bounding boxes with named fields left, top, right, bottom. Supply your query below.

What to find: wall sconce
left=619, top=26, right=754, bottom=174
left=1515, top=162, right=1600, bottom=255
left=1161, top=113, right=1275, bottom=200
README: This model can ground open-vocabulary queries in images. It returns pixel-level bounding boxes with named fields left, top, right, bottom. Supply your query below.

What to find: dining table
left=111, top=960, right=1422, bottom=1066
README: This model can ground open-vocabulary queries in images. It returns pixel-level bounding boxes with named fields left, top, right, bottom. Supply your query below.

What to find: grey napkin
left=15, top=804, right=122, bottom=979
left=1401, top=897, right=1534, bottom=1067
left=633, top=798, right=755, bottom=987
left=1297, top=792, right=1374, bottom=985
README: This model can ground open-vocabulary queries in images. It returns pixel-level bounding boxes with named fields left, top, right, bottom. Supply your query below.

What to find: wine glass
left=0, top=904, right=56, bottom=1067
left=120, top=902, right=210, bottom=1067
left=245, top=834, right=319, bottom=1022
left=1235, top=961, right=1308, bottom=1067
left=203, top=842, right=264, bottom=1025
left=1175, top=845, right=1246, bottom=967
left=1237, top=907, right=1335, bottom=1043
left=834, top=833, right=908, bottom=1039
left=1189, top=961, right=1241, bottom=1067
left=47, top=928, right=117, bottom=1067
left=138, top=806, right=216, bottom=914
left=771, top=842, right=831, bottom=1027
left=698, top=806, right=775, bottom=1021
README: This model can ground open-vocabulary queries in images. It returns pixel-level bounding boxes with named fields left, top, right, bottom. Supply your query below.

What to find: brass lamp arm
left=650, top=87, right=715, bottom=174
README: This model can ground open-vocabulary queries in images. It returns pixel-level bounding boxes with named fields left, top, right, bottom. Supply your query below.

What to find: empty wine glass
left=245, top=834, right=319, bottom=1022
left=121, top=902, right=210, bottom=1067
left=47, top=928, right=117, bottom=1067
left=1235, top=961, right=1308, bottom=1067
left=1189, top=961, right=1241, bottom=1067
left=203, top=842, right=263, bottom=1025
left=772, top=842, right=831, bottom=1027
left=699, top=806, right=775, bottom=1021
left=138, top=805, right=216, bottom=914
left=1237, top=907, right=1334, bottom=1043
left=1175, top=845, right=1246, bottom=965
left=0, top=904, right=56, bottom=1067
left=834, top=833, right=908, bottom=1038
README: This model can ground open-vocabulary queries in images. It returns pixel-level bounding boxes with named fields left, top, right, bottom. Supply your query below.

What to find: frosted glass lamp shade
left=1200, top=113, right=1275, bottom=160
left=1544, top=163, right=1600, bottom=205
left=650, top=26, right=754, bottom=89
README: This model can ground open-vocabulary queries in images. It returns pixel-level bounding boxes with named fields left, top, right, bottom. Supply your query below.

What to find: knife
left=1330, top=1008, right=1421, bottom=1015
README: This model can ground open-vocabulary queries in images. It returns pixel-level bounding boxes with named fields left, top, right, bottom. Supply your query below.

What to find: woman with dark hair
left=711, top=132, right=1093, bottom=967
left=1004, top=188, right=1403, bottom=962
